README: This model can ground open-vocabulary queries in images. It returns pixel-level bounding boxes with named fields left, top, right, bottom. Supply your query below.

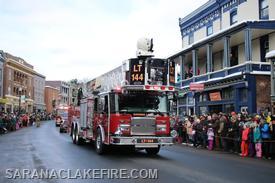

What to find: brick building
left=45, top=81, right=70, bottom=106
left=44, top=86, right=59, bottom=113
left=2, top=52, right=35, bottom=113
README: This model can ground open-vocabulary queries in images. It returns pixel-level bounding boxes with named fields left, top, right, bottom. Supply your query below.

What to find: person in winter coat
left=186, top=119, right=194, bottom=145
left=248, top=124, right=255, bottom=157
left=232, top=115, right=241, bottom=153
left=261, top=120, right=271, bottom=159
left=218, top=115, right=228, bottom=151
left=212, top=113, right=220, bottom=149
left=193, top=118, right=203, bottom=147
left=240, top=124, right=250, bottom=157
left=270, top=115, right=275, bottom=157
left=207, top=124, right=215, bottom=150
left=254, top=122, right=262, bottom=158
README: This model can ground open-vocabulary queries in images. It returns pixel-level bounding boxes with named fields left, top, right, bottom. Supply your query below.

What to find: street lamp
left=18, top=87, right=22, bottom=116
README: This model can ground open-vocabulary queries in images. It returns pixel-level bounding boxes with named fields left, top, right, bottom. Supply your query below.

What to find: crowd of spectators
left=174, top=112, right=275, bottom=160
left=0, top=111, right=54, bottom=134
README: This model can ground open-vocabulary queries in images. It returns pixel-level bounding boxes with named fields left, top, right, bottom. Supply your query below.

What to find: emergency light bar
left=112, top=85, right=175, bottom=92
left=144, top=85, right=174, bottom=91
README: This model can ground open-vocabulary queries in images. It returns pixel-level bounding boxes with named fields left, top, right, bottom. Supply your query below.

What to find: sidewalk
left=176, top=142, right=275, bottom=160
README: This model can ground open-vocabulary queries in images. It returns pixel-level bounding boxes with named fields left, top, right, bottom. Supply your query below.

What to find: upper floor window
left=230, top=46, right=238, bottom=67
left=207, top=24, right=213, bottom=36
left=230, top=9, right=237, bottom=25
left=260, top=35, right=269, bottom=62
left=259, top=0, right=269, bottom=19
left=188, top=33, right=194, bottom=45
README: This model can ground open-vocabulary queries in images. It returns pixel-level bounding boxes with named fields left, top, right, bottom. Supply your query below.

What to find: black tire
left=59, top=128, right=63, bottom=133
left=72, top=126, right=76, bottom=144
left=145, top=146, right=160, bottom=155
left=75, top=127, right=83, bottom=145
left=95, top=128, right=105, bottom=155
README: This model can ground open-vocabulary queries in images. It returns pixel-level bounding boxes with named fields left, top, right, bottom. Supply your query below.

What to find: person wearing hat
left=261, top=118, right=272, bottom=159
left=253, top=120, right=262, bottom=158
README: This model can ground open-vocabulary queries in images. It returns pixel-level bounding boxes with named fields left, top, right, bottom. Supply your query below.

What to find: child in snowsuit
left=240, top=124, right=250, bottom=157
left=207, top=125, right=214, bottom=150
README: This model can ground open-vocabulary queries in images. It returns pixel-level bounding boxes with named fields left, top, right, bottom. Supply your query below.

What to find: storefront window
left=199, top=93, right=208, bottom=102
left=187, top=96, right=194, bottom=105
left=178, top=96, right=187, bottom=105
left=223, top=88, right=234, bottom=100
left=179, top=107, right=187, bottom=117
left=225, top=104, right=234, bottom=114
left=199, top=107, right=208, bottom=115
left=240, top=88, right=248, bottom=102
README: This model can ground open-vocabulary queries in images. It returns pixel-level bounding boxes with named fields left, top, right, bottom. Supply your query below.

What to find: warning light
left=168, top=86, right=174, bottom=91
left=160, top=86, right=166, bottom=90
left=145, top=85, right=151, bottom=90
left=153, top=86, right=159, bottom=90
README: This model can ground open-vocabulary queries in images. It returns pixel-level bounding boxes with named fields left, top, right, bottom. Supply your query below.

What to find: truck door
left=97, top=95, right=109, bottom=143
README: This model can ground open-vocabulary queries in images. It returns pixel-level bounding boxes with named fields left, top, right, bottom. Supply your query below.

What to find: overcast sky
left=0, top=0, right=207, bottom=81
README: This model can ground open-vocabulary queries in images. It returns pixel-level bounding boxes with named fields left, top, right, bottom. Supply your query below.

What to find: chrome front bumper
left=110, top=136, right=174, bottom=148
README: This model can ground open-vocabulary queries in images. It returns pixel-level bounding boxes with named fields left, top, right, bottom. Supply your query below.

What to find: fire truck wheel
left=72, top=126, right=76, bottom=144
left=96, top=129, right=105, bottom=154
left=145, top=146, right=160, bottom=155
left=75, top=128, right=83, bottom=145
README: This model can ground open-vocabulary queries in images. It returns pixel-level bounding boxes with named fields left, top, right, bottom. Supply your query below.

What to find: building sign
left=129, top=59, right=145, bottom=85
left=209, top=92, right=221, bottom=101
left=169, top=61, right=175, bottom=85
left=190, top=83, right=204, bottom=91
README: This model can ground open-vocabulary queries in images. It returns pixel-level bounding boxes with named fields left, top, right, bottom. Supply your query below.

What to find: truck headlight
left=156, top=124, right=167, bottom=132
left=115, top=124, right=130, bottom=136
left=114, top=128, right=122, bottom=135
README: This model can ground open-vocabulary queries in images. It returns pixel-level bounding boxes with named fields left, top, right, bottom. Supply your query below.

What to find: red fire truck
left=69, top=38, right=177, bottom=155
left=55, top=105, right=69, bottom=127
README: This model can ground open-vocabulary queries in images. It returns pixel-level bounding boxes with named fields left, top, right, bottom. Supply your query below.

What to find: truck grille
left=131, top=117, right=156, bottom=136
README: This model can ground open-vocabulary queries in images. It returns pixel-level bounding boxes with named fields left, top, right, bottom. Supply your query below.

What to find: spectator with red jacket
left=240, top=124, right=250, bottom=157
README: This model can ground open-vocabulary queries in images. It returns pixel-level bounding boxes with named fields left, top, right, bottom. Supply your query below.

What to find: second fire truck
left=69, top=38, right=177, bottom=155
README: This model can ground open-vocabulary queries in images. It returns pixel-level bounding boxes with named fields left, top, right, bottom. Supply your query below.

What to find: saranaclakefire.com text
left=5, top=168, right=158, bottom=180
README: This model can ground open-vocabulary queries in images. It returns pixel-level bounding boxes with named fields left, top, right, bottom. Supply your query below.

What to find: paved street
left=0, top=120, right=274, bottom=183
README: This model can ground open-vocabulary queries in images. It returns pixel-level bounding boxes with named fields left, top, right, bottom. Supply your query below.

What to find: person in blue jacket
left=261, top=119, right=271, bottom=159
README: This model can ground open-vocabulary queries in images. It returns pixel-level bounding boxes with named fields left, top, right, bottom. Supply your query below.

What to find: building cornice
left=6, top=65, right=34, bottom=77
left=45, top=86, right=60, bottom=91
left=6, top=59, right=36, bottom=75
left=34, top=71, right=46, bottom=79
left=179, top=0, right=247, bottom=37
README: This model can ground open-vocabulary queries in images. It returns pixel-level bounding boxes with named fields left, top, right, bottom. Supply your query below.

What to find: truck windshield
left=57, top=109, right=68, bottom=120
left=117, top=91, right=168, bottom=114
